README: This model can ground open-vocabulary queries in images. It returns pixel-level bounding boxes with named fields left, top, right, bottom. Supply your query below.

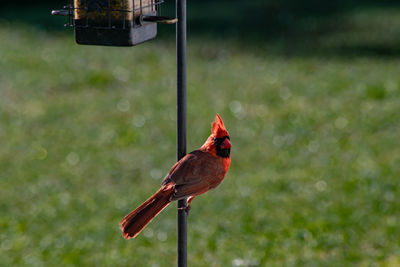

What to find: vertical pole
left=176, top=0, right=187, bottom=267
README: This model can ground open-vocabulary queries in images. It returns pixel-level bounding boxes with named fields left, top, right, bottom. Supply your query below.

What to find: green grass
left=1, top=7, right=400, bottom=267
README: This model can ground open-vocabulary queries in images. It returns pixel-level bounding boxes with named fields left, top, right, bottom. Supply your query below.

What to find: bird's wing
left=161, top=152, right=201, bottom=186
left=161, top=150, right=225, bottom=200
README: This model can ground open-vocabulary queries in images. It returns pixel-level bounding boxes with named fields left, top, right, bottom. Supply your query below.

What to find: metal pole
left=176, top=0, right=187, bottom=267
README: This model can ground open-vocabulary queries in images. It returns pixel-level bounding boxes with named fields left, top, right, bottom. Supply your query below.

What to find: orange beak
left=220, top=138, right=231, bottom=149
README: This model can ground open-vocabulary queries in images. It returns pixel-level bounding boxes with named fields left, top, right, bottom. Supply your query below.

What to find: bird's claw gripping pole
left=177, top=205, right=191, bottom=215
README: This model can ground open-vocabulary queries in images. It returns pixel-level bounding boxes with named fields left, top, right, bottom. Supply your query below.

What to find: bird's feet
left=178, top=205, right=191, bottom=215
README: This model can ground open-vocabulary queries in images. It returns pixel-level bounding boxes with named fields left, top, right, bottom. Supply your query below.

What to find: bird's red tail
left=120, top=184, right=175, bottom=239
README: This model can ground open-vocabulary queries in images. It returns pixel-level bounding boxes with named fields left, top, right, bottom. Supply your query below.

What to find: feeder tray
left=52, top=0, right=176, bottom=46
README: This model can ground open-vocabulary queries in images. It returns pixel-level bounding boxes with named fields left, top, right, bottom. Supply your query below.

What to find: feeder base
left=74, top=23, right=157, bottom=46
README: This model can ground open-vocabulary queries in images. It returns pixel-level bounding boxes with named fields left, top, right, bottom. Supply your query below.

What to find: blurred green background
left=1, top=1, right=400, bottom=266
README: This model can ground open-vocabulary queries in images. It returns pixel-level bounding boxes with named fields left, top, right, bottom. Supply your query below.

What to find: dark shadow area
left=337, top=44, right=400, bottom=57
left=1, top=0, right=400, bottom=57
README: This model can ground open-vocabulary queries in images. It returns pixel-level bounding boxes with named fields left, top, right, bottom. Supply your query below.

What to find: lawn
left=1, top=6, right=400, bottom=267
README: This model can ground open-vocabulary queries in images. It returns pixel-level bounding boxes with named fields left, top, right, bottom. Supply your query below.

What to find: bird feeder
left=52, top=0, right=176, bottom=46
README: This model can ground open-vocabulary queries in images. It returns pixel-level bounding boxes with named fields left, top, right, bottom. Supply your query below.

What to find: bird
left=120, top=114, right=231, bottom=239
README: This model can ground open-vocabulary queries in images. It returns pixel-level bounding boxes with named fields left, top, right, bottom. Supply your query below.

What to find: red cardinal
left=120, top=114, right=231, bottom=239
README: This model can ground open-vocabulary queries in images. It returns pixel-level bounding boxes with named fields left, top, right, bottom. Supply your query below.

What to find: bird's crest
left=212, top=114, right=229, bottom=138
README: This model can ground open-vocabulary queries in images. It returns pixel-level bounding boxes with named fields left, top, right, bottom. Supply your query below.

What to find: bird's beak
left=220, top=138, right=231, bottom=149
